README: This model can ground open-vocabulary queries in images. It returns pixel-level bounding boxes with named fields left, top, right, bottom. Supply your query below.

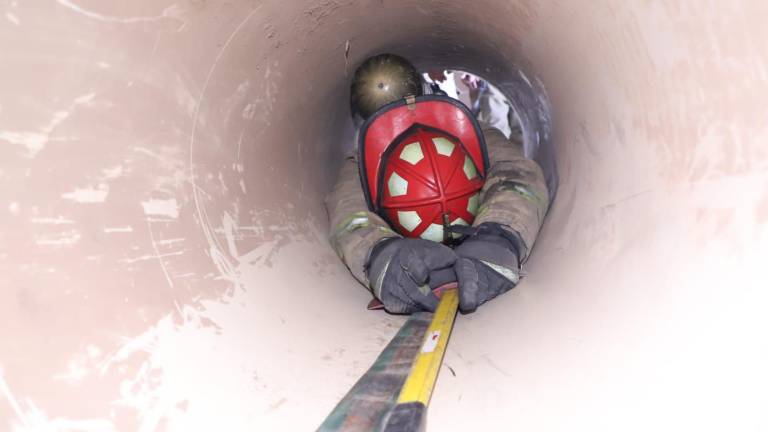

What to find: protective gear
left=452, top=222, right=525, bottom=313
left=351, top=54, right=423, bottom=119
left=378, top=125, right=484, bottom=242
left=327, top=126, right=547, bottom=293
left=473, top=128, right=549, bottom=249
left=359, top=95, right=490, bottom=244
left=366, top=237, right=457, bottom=314
left=326, top=103, right=549, bottom=310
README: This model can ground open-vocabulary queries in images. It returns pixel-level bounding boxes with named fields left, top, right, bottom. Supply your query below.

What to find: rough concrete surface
left=1, top=0, right=767, bottom=431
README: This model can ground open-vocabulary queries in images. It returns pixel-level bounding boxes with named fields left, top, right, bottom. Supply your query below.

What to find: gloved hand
left=453, top=222, right=526, bottom=314
left=367, top=238, right=457, bottom=314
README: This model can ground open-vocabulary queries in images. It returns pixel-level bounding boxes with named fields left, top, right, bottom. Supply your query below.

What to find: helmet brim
left=358, top=95, right=489, bottom=212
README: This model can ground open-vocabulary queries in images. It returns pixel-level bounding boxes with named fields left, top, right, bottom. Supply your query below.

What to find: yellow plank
left=396, top=289, right=459, bottom=405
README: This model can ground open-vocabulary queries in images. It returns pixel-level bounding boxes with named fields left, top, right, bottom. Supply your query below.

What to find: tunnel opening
left=418, top=67, right=558, bottom=196
left=335, top=60, right=559, bottom=199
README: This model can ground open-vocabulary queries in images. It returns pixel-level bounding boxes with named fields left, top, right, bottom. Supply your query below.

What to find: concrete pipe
left=1, top=1, right=767, bottom=430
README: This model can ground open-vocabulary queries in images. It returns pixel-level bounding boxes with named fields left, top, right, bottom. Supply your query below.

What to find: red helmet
left=359, top=95, right=489, bottom=243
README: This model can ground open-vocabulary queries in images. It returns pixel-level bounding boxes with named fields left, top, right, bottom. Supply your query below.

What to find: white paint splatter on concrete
left=0, top=93, right=95, bottom=157
left=9, top=202, right=20, bottom=214
left=132, top=146, right=160, bottom=158
left=0, top=365, right=29, bottom=427
left=242, top=103, right=256, bottom=120
left=146, top=222, right=178, bottom=289
left=31, top=216, right=75, bottom=225
left=2, top=366, right=116, bottom=431
left=35, top=230, right=82, bottom=247
left=221, top=212, right=239, bottom=258
left=62, top=184, right=109, bottom=203
left=119, top=250, right=185, bottom=264
left=101, top=165, right=123, bottom=179
left=73, top=93, right=96, bottom=105
left=52, top=344, right=103, bottom=385
left=104, top=226, right=133, bottom=233
left=157, top=238, right=185, bottom=246
left=52, top=357, right=89, bottom=384
left=0, top=130, right=54, bottom=158
left=86, top=345, right=102, bottom=358
left=55, top=0, right=184, bottom=26
left=141, top=198, right=179, bottom=219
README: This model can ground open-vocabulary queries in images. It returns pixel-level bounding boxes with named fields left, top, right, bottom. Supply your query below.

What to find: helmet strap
left=405, top=95, right=417, bottom=111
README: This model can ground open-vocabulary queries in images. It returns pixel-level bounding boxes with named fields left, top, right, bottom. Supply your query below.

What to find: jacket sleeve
left=324, top=156, right=400, bottom=287
left=474, top=127, right=550, bottom=261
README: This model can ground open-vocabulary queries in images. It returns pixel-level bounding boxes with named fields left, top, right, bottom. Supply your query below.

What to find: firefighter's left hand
left=453, top=223, right=523, bottom=313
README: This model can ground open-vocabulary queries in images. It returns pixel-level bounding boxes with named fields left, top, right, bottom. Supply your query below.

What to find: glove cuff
left=456, top=240, right=519, bottom=282
left=465, top=222, right=526, bottom=268
left=365, top=237, right=401, bottom=299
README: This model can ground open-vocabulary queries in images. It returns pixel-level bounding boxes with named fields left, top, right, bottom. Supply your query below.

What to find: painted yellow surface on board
left=397, top=289, right=459, bottom=405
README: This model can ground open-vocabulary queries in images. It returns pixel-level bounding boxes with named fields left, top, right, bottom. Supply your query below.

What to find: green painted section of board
left=317, top=313, right=431, bottom=432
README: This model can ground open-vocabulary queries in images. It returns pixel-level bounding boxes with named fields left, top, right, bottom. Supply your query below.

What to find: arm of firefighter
left=325, top=156, right=401, bottom=288
left=474, top=128, right=550, bottom=262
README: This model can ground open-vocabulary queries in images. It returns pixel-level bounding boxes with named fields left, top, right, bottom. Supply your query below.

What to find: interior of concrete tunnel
left=1, top=1, right=767, bottom=431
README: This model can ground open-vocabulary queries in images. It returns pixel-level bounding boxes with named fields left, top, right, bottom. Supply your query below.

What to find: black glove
left=452, top=222, right=526, bottom=314
left=366, top=238, right=457, bottom=314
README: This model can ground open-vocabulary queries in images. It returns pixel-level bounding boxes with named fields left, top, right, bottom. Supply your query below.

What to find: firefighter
left=325, top=54, right=549, bottom=314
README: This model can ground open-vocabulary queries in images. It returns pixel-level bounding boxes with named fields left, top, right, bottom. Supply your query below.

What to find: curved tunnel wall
left=1, top=1, right=767, bottom=430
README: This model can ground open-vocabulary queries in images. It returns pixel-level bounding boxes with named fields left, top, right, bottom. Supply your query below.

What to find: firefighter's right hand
left=366, top=238, right=457, bottom=314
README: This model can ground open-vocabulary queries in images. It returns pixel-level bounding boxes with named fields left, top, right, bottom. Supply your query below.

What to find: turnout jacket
left=324, top=127, right=549, bottom=289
